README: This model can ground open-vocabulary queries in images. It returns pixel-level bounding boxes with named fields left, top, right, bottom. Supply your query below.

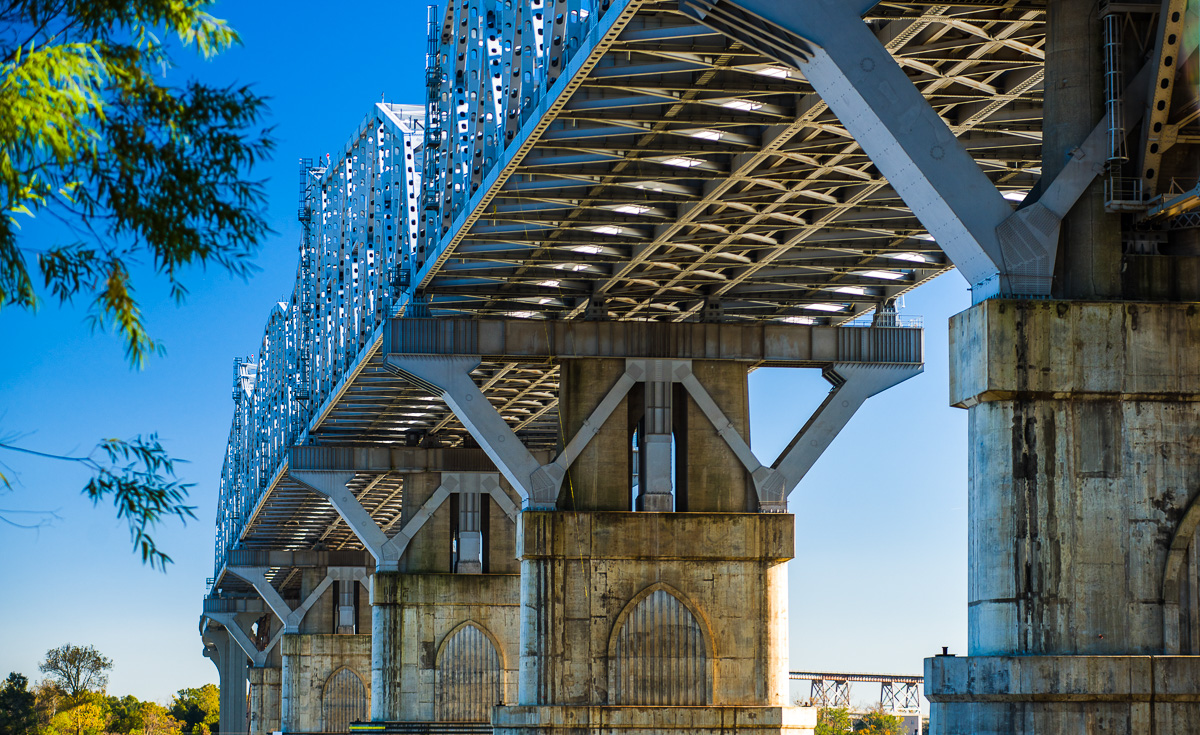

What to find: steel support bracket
left=290, top=470, right=408, bottom=570
left=673, top=362, right=787, bottom=511
left=291, top=467, right=512, bottom=567
left=384, top=355, right=555, bottom=508
left=226, top=565, right=366, bottom=633
left=674, top=361, right=916, bottom=510
left=770, top=364, right=922, bottom=504
left=202, top=612, right=280, bottom=667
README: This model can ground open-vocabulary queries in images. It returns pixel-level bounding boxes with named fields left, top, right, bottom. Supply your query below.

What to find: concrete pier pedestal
left=927, top=300, right=1200, bottom=733
left=248, top=667, right=280, bottom=735
left=492, top=511, right=815, bottom=735
left=370, top=572, right=520, bottom=721
left=369, top=470, right=525, bottom=721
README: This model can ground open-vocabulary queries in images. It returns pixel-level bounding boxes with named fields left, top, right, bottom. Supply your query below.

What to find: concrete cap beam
left=225, top=549, right=372, bottom=569
left=288, top=445, right=500, bottom=474
left=385, top=317, right=923, bottom=367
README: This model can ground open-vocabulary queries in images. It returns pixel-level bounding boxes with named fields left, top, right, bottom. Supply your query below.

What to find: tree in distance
left=2, top=646, right=200, bottom=735
left=815, top=707, right=853, bottom=735
left=853, top=708, right=906, bottom=735
left=107, top=694, right=148, bottom=735
left=0, top=0, right=273, bottom=568
left=137, top=702, right=184, bottom=735
left=0, top=673, right=37, bottom=735
left=168, top=685, right=218, bottom=735
left=814, top=706, right=907, bottom=735
left=47, top=698, right=108, bottom=735
left=37, top=645, right=113, bottom=703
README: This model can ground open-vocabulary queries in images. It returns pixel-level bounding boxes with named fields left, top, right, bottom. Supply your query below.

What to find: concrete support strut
left=679, top=361, right=921, bottom=510
left=204, top=612, right=281, bottom=668
left=226, top=565, right=367, bottom=633
left=383, top=355, right=555, bottom=508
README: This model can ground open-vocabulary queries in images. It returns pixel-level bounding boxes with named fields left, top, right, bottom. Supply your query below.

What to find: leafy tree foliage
left=2, top=435, right=195, bottom=569
left=4, top=658, right=194, bottom=735
left=30, top=681, right=63, bottom=729
left=0, top=0, right=271, bottom=568
left=37, top=646, right=112, bottom=702
left=815, top=707, right=907, bottom=735
left=0, top=673, right=37, bottom=735
left=853, top=709, right=906, bottom=735
left=47, top=699, right=107, bottom=735
left=104, top=695, right=144, bottom=735
left=167, top=686, right=217, bottom=735
left=136, top=702, right=183, bottom=735
left=0, top=0, right=273, bottom=363
left=815, top=707, right=853, bottom=735
left=103, top=697, right=182, bottom=735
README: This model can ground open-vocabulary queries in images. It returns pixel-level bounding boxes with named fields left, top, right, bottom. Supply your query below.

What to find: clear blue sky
left=0, top=1, right=970, bottom=707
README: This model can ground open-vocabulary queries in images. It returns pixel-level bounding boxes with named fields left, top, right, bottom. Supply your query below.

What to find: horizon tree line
left=0, top=644, right=217, bottom=735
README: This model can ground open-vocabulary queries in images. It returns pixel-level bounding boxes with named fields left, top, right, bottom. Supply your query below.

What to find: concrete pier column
left=638, top=378, right=674, bottom=511
left=1044, top=0, right=1121, bottom=298
left=280, top=631, right=371, bottom=731
left=681, top=360, right=754, bottom=512
left=248, top=666, right=281, bottom=735
left=206, top=627, right=249, bottom=735
left=371, top=573, right=404, bottom=721
left=397, top=472, right=451, bottom=573
left=280, top=635, right=301, bottom=732
left=927, top=301, right=1200, bottom=733
left=559, top=358, right=630, bottom=510
left=368, top=470, right=523, bottom=722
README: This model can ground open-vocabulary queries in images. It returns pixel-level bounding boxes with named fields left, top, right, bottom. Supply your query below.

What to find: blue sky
left=0, top=1, right=970, bottom=706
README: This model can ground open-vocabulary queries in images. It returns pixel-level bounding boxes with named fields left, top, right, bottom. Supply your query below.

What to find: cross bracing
left=211, top=0, right=1060, bottom=593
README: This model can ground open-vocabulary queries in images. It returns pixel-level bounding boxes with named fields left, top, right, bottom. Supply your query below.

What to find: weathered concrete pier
left=200, top=0, right=1198, bottom=733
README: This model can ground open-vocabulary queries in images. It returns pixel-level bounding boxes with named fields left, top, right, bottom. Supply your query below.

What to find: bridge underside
left=417, top=0, right=1046, bottom=320
left=201, top=0, right=1200, bottom=733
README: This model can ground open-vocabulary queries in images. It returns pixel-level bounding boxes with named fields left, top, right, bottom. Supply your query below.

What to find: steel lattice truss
left=416, top=0, right=1047, bottom=322
left=211, top=0, right=1061, bottom=594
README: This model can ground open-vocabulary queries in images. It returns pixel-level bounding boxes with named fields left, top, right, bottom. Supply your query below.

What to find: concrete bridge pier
left=366, top=471, right=523, bottom=722
left=926, top=301, right=1200, bottom=732
left=205, top=553, right=375, bottom=735
left=289, top=448, right=532, bottom=722
left=380, top=317, right=922, bottom=734
left=275, top=568, right=371, bottom=732
left=202, top=625, right=249, bottom=735
left=490, top=357, right=815, bottom=735
left=248, top=666, right=281, bottom=735
left=202, top=604, right=277, bottom=735
left=924, top=0, right=1200, bottom=729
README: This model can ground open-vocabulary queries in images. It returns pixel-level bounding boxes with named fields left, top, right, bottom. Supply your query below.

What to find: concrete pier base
left=493, top=705, right=817, bottom=734
left=926, top=655, right=1200, bottom=734
left=206, top=626, right=249, bottom=735
left=495, top=511, right=815, bottom=735
left=930, top=300, right=1200, bottom=733
left=248, top=667, right=280, bottom=735
left=280, top=634, right=371, bottom=732
left=370, top=572, right=520, bottom=721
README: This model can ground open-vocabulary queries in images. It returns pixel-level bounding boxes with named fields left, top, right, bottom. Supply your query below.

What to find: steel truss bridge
left=206, top=0, right=1197, bottom=620
left=789, top=671, right=923, bottom=713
